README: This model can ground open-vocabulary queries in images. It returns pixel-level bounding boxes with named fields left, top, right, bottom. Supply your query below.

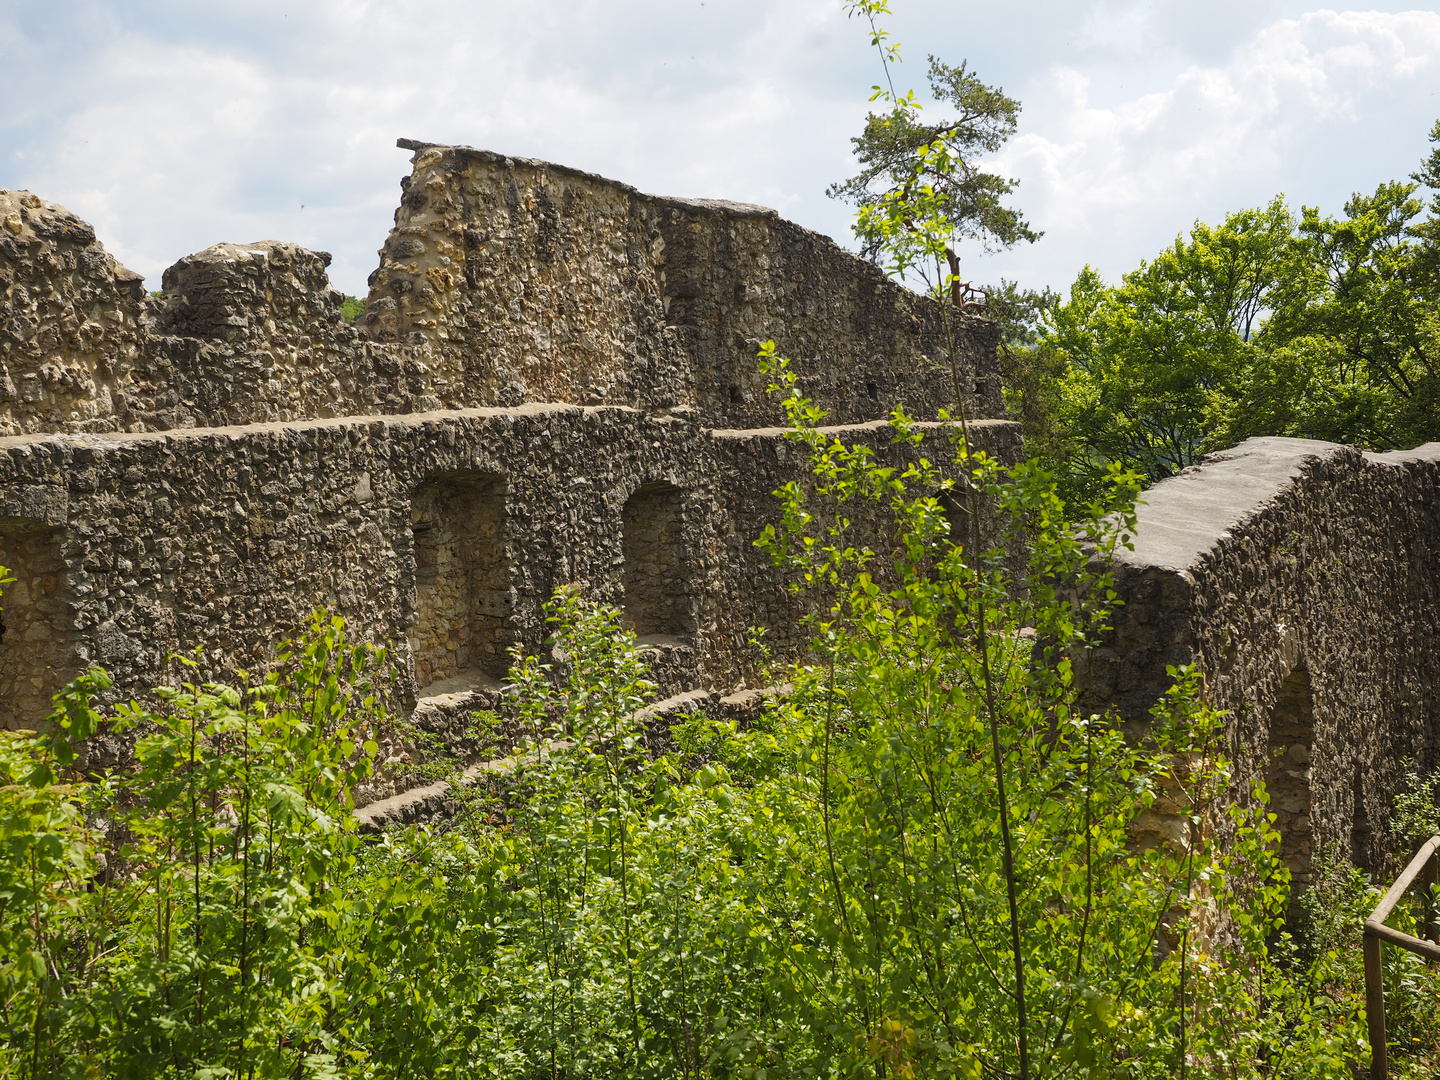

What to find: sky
left=3, top=1, right=1440, bottom=299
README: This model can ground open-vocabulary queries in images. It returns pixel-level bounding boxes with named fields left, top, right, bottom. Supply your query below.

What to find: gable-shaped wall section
left=1079, top=438, right=1440, bottom=873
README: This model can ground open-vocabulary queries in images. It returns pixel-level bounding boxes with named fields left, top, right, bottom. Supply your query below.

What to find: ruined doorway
left=622, top=482, right=693, bottom=642
left=1266, top=666, right=1315, bottom=895
left=407, top=473, right=511, bottom=690
left=0, top=522, right=74, bottom=730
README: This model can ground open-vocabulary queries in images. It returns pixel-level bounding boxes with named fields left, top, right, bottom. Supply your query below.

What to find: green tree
left=828, top=1, right=1039, bottom=301
left=340, top=295, right=366, bottom=323
left=1019, top=126, right=1440, bottom=501
left=1013, top=199, right=1293, bottom=503
left=1235, top=180, right=1440, bottom=449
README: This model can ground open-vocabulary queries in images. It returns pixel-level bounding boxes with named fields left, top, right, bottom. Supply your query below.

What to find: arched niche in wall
left=1351, top=773, right=1374, bottom=873
left=621, top=481, right=694, bottom=643
left=0, top=520, right=74, bottom=730
left=918, top=486, right=972, bottom=585
left=1265, top=665, right=1315, bottom=896
left=406, top=473, right=512, bottom=691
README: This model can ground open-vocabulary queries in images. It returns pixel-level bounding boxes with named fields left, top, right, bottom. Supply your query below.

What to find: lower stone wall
left=1079, top=437, right=1440, bottom=877
left=0, top=405, right=1012, bottom=729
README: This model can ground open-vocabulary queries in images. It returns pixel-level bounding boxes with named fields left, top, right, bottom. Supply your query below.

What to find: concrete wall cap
left=1120, top=436, right=1354, bottom=572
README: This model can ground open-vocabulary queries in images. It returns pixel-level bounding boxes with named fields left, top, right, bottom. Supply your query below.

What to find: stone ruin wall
left=0, top=189, right=148, bottom=436
left=364, top=140, right=998, bottom=428
left=1078, top=437, right=1440, bottom=880
left=1, top=141, right=997, bottom=439
left=0, top=404, right=1016, bottom=735
left=0, top=140, right=1013, bottom=758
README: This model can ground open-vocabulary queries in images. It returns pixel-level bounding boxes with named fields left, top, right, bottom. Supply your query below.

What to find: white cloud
left=984, top=9, right=1440, bottom=289
left=2, top=0, right=867, bottom=293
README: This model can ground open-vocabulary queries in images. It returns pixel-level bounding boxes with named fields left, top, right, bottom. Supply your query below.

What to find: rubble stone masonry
left=1077, top=438, right=1440, bottom=876
left=0, top=139, right=1012, bottom=740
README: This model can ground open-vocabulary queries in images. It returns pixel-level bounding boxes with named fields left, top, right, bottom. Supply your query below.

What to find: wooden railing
left=1364, top=835, right=1440, bottom=1079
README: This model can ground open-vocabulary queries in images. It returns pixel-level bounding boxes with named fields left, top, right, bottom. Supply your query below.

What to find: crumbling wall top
left=1120, top=437, right=1352, bottom=572
left=0, top=190, right=147, bottom=436
left=157, top=241, right=345, bottom=343
left=1, top=143, right=1005, bottom=436
left=394, top=138, right=778, bottom=220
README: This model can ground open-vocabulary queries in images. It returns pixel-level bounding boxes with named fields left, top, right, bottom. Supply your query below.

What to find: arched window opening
left=622, top=482, right=693, bottom=643
left=1266, top=666, right=1315, bottom=895
left=0, top=523, right=73, bottom=730
left=407, top=473, right=511, bottom=691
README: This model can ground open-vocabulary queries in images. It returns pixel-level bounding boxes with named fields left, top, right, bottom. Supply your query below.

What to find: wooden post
left=1362, top=837, right=1440, bottom=1080
left=1364, top=931, right=1387, bottom=1080
left=1424, top=850, right=1439, bottom=943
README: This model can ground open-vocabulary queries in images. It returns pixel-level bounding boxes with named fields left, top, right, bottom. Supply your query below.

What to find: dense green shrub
left=339, top=296, right=365, bottom=323
left=0, top=615, right=392, bottom=1078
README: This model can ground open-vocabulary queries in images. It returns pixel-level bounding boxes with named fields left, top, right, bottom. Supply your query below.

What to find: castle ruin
left=2, top=140, right=1437, bottom=876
